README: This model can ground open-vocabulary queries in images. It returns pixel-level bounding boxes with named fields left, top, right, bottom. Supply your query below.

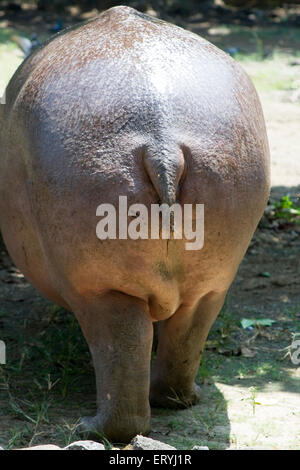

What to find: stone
left=64, top=440, right=105, bottom=450
left=21, top=444, right=61, bottom=450
left=130, top=435, right=176, bottom=450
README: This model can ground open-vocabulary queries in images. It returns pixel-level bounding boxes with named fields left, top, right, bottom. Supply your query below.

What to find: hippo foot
left=77, top=414, right=151, bottom=443
left=77, top=416, right=106, bottom=440
left=150, top=382, right=201, bottom=409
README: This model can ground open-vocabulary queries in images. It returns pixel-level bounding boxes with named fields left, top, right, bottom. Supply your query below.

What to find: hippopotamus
left=0, top=6, right=270, bottom=442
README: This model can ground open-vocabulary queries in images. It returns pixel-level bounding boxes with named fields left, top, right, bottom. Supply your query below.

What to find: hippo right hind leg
left=150, top=291, right=227, bottom=409
left=73, top=291, right=153, bottom=443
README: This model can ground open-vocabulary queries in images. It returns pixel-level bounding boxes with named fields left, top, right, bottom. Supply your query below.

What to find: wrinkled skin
left=0, top=6, right=270, bottom=442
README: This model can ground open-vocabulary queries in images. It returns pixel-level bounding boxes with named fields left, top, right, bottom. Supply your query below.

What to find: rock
left=64, top=440, right=105, bottom=450
left=123, top=444, right=134, bottom=450
left=218, top=347, right=241, bottom=357
left=192, top=445, right=209, bottom=450
left=257, top=232, right=280, bottom=244
left=271, top=276, right=289, bottom=287
left=20, top=444, right=62, bottom=450
left=130, top=435, right=176, bottom=450
left=189, top=12, right=204, bottom=23
left=208, top=26, right=231, bottom=36
left=258, top=214, right=271, bottom=228
left=0, top=446, right=4, bottom=450
left=242, top=278, right=268, bottom=291
left=145, top=8, right=158, bottom=18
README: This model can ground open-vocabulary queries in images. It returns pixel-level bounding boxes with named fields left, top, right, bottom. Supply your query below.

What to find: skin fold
left=0, top=6, right=270, bottom=442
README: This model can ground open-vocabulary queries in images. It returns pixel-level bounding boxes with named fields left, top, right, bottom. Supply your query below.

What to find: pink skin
left=0, top=6, right=270, bottom=442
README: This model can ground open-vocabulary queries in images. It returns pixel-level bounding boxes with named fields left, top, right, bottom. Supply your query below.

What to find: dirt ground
left=0, top=4, right=299, bottom=450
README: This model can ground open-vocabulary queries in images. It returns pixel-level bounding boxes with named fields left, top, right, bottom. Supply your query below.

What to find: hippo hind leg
left=150, top=291, right=227, bottom=408
left=73, top=291, right=153, bottom=443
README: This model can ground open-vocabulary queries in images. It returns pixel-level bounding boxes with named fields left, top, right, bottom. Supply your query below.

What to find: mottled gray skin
left=0, top=6, right=270, bottom=442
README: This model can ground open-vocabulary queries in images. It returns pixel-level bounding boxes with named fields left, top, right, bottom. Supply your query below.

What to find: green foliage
left=274, top=195, right=300, bottom=222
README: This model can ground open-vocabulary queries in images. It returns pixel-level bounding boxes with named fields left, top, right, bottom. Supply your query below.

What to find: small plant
left=241, top=387, right=261, bottom=415
left=55, top=419, right=82, bottom=447
left=274, top=195, right=300, bottom=223
left=249, top=387, right=261, bottom=415
left=252, top=31, right=264, bottom=60
left=199, top=352, right=211, bottom=384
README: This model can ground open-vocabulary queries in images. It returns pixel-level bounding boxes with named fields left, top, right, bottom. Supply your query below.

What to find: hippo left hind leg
left=73, top=291, right=153, bottom=443
left=150, top=290, right=227, bottom=409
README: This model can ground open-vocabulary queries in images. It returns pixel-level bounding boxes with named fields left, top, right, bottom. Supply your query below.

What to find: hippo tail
left=143, top=145, right=185, bottom=205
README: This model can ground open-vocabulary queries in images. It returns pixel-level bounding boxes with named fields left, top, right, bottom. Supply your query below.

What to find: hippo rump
left=0, top=6, right=270, bottom=442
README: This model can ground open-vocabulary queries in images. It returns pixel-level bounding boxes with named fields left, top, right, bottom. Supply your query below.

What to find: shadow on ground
left=0, top=264, right=231, bottom=449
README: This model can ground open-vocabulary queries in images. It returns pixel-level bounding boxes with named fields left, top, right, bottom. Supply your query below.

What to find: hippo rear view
left=0, top=6, right=270, bottom=442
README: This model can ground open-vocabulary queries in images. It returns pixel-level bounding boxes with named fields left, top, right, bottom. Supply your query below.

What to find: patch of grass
left=0, top=306, right=95, bottom=448
left=198, top=351, right=212, bottom=384
left=213, top=24, right=300, bottom=57
left=207, top=298, right=240, bottom=346
left=166, top=416, right=182, bottom=431
left=21, top=308, right=92, bottom=397
left=254, top=363, right=281, bottom=381
left=54, top=419, right=84, bottom=447
left=204, top=348, right=299, bottom=389
left=2, top=298, right=299, bottom=449
left=238, top=55, right=300, bottom=93
left=205, top=24, right=300, bottom=94
left=0, top=27, right=18, bottom=50
left=6, top=424, right=33, bottom=450
left=287, top=308, right=300, bottom=334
